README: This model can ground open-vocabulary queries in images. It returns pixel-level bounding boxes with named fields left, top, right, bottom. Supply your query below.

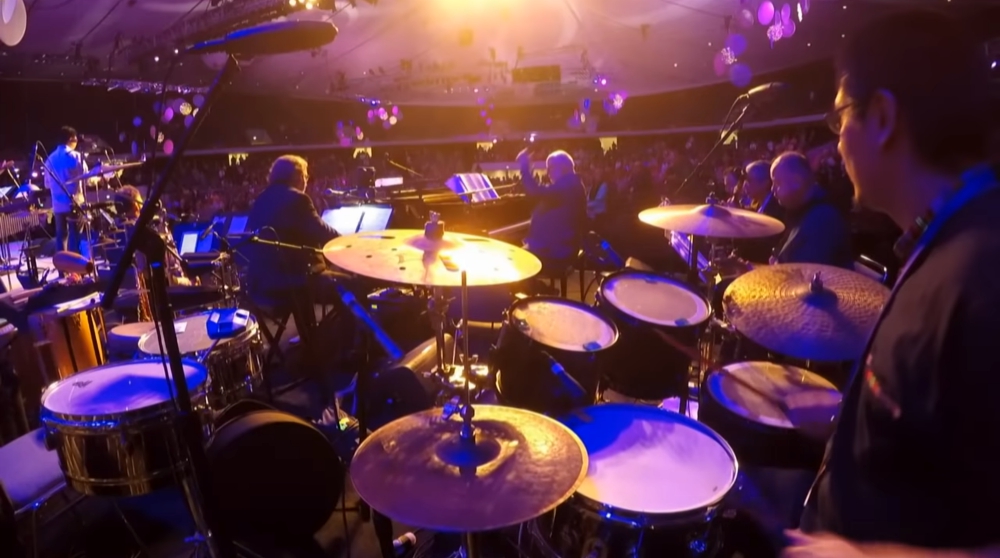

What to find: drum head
left=601, top=272, right=710, bottom=327
left=562, top=404, right=736, bottom=515
left=511, top=298, right=616, bottom=352
left=53, top=293, right=102, bottom=315
left=109, top=321, right=157, bottom=341
left=138, top=311, right=257, bottom=355
left=706, top=361, right=839, bottom=429
left=41, top=360, right=207, bottom=417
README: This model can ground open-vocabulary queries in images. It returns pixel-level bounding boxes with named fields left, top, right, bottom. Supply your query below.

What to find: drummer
left=783, top=10, right=1000, bottom=557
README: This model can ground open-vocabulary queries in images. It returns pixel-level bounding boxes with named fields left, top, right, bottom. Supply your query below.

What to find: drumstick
left=651, top=329, right=790, bottom=413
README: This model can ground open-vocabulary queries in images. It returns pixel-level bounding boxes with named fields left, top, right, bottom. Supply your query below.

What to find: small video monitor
left=228, top=215, right=249, bottom=236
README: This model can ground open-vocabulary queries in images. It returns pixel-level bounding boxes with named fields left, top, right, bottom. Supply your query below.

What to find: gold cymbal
left=323, top=229, right=542, bottom=287
left=723, top=263, right=890, bottom=362
left=639, top=203, right=785, bottom=238
left=350, top=405, right=588, bottom=532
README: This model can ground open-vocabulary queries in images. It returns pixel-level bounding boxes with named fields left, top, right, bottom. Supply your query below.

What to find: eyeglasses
left=825, top=103, right=855, bottom=135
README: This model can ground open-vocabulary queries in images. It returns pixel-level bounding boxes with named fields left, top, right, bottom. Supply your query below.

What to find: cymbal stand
left=428, top=287, right=452, bottom=376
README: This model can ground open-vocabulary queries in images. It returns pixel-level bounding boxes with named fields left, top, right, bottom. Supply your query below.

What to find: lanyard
left=802, top=165, right=998, bottom=517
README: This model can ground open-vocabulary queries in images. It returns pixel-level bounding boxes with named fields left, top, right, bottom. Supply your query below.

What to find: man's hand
left=782, top=530, right=866, bottom=558
left=516, top=148, right=531, bottom=166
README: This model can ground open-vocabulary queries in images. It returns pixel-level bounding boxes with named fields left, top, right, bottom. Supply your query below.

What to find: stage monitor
left=445, top=174, right=499, bottom=204
left=321, top=205, right=393, bottom=236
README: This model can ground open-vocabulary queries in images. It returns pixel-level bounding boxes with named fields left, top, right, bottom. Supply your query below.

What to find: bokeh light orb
left=133, top=116, right=142, bottom=127
left=780, top=4, right=792, bottom=25
left=757, top=1, right=774, bottom=26
left=389, top=116, right=398, bottom=125
left=391, top=106, right=399, bottom=116
left=162, top=107, right=174, bottom=123
left=193, top=94, right=205, bottom=108
left=119, top=132, right=127, bottom=143
left=163, top=140, right=175, bottom=155
left=713, top=52, right=728, bottom=77
left=782, top=19, right=796, bottom=38
left=179, top=102, right=193, bottom=116
left=184, top=115, right=194, bottom=128
left=149, top=125, right=157, bottom=139
left=725, top=33, right=748, bottom=56
left=729, top=63, right=753, bottom=88
left=157, top=132, right=165, bottom=144
left=738, top=8, right=754, bottom=29
left=767, top=24, right=783, bottom=44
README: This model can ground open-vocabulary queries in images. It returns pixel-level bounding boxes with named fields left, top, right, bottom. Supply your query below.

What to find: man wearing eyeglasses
left=781, top=9, right=1000, bottom=558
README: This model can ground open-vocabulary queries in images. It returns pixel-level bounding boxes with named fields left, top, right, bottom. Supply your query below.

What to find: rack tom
left=493, top=297, right=617, bottom=415
left=700, top=361, right=841, bottom=469
left=596, top=271, right=711, bottom=400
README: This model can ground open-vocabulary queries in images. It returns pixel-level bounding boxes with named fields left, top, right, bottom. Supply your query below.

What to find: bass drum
left=700, top=361, right=841, bottom=469
left=531, top=404, right=737, bottom=557
left=595, top=271, right=711, bottom=400
left=206, top=410, right=343, bottom=539
left=493, top=297, right=618, bottom=416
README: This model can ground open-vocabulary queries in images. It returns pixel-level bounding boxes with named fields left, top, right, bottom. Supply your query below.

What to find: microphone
left=744, top=82, right=787, bottom=100
left=322, top=188, right=347, bottom=197
left=52, top=251, right=95, bottom=275
left=186, top=20, right=339, bottom=57
left=198, top=222, right=216, bottom=241
left=540, top=351, right=587, bottom=402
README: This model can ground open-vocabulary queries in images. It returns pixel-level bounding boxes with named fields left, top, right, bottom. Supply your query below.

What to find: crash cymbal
left=323, top=229, right=542, bottom=287
left=350, top=405, right=588, bottom=532
left=639, top=203, right=785, bottom=238
left=723, top=263, right=890, bottom=362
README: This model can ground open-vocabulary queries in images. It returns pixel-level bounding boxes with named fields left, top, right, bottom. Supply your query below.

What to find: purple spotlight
left=757, top=1, right=774, bottom=26
left=780, top=3, right=792, bottom=25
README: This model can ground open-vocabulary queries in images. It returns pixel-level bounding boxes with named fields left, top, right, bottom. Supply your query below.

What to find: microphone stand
left=101, top=55, right=242, bottom=558
left=672, top=97, right=753, bottom=200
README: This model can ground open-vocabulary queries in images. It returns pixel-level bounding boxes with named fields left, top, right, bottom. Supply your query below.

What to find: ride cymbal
left=323, top=229, right=542, bottom=287
left=723, top=263, right=890, bottom=362
left=350, top=405, right=588, bottom=532
left=639, top=203, right=784, bottom=238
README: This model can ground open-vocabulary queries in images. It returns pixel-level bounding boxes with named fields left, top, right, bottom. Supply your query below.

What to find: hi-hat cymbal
left=323, top=229, right=542, bottom=287
left=639, top=203, right=785, bottom=238
left=350, top=405, right=588, bottom=532
left=723, top=263, right=890, bottom=362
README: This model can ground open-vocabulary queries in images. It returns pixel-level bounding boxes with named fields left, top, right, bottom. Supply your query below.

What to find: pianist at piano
left=515, top=147, right=588, bottom=271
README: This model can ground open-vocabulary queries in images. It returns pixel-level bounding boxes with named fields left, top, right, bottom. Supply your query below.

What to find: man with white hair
left=770, top=151, right=853, bottom=268
left=516, top=147, right=588, bottom=271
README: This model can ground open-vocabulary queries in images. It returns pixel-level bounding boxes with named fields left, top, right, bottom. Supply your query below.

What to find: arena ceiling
left=0, top=0, right=993, bottom=106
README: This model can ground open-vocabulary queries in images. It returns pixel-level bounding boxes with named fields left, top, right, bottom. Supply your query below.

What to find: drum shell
left=493, top=297, right=615, bottom=415
left=39, top=361, right=212, bottom=497
left=595, top=273, right=707, bottom=400
left=28, top=304, right=107, bottom=382
left=200, top=322, right=265, bottom=409
left=534, top=492, right=724, bottom=558
left=699, top=371, right=825, bottom=470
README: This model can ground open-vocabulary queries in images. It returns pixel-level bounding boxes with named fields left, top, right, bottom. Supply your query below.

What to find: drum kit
left=323, top=200, right=891, bottom=557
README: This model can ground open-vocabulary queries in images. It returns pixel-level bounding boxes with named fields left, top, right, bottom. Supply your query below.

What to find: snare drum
left=138, top=311, right=264, bottom=409
left=39, top=360, right=210, bottom=497
left=493, top=297, right=618, bottom=415
left=700, top=361, right=840, bottom=469
left=533, top=404, right=737, bottom=557
left=27, top=294, right=107, bottom=382
left=596, top=271, right=711, bottom=400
